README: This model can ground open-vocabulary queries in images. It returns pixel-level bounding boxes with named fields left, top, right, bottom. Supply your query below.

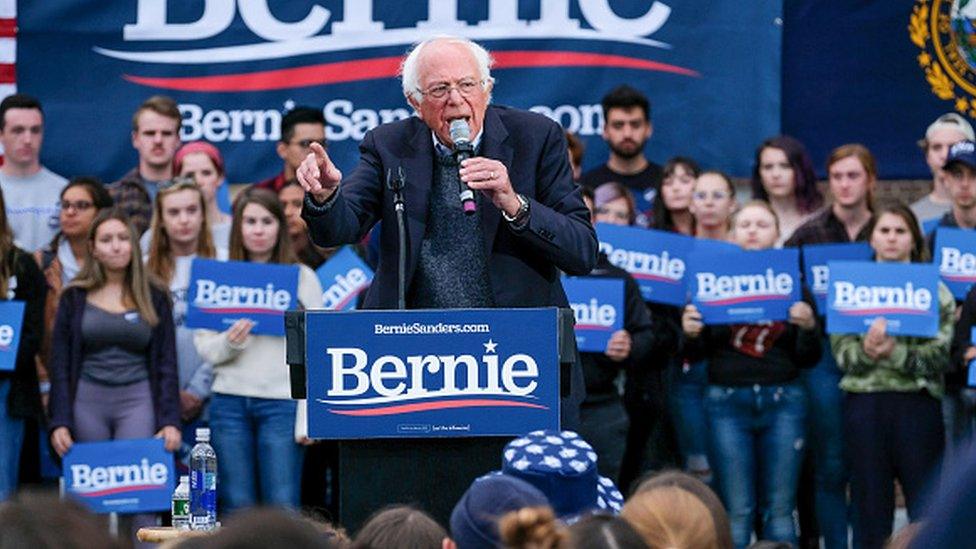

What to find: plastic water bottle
left=189, top=427, right=217, bottom=531
left=171, top=475, right=190, bottom=530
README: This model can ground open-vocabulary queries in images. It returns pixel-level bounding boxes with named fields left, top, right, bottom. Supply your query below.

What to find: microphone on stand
left=449, top=119, right=477, bottom=215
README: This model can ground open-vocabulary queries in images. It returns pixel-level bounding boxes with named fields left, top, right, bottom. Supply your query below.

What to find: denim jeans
left=670, top=361, right=712, bottom=478
left=0, top=379, right=24, bottom=501
left=209, top=393, right=303, bottom=514
left=942, top=386, right=976, bottom=457
left=798, top=337, right=849, bottom=549
left=706, top=382, right=807, bottom=549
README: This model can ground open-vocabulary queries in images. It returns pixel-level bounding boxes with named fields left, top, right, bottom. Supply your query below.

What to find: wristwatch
left=502, top=193, right=530, bottom=225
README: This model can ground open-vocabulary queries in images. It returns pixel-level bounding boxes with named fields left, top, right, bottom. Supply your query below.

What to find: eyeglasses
left=418, top=78, right=488, bottom=100
left=60, top=200, right=94, bottom=212
left=693, top=190, right=731, bottom=201
left=291, top=138, right=327, bottom=150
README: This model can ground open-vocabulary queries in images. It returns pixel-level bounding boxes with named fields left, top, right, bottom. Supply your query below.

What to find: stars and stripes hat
left=499, top=430, right=624, bottom=521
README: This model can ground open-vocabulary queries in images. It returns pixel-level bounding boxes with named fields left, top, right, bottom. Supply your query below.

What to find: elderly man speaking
left=297, top=35, right=597, bottom=428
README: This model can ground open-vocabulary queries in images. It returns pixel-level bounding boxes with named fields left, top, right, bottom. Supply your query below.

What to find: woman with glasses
left=750, top=136, right=824, bottom=247
left=0, top=187, right=47, bottom=501
left=683, top=201, right=820, bottom=548
left=832, top=204, right=953, bottom=549
left=34, top=177, right=113, bottom=408
left=194, top=187, right=323, bottom=512
left=145, top=179, right=224, bottom=468
left=668, top=170, right=739, bottom=488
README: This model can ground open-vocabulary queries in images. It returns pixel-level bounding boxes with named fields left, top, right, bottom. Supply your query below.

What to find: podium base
left=338, top=437, right=509, bottom=533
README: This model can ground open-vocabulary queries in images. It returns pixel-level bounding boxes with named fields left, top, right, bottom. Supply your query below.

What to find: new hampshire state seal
left=911, top=0, right=976, bottom=115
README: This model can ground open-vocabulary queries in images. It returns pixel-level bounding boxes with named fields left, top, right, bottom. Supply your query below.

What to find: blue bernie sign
left=306, top=308, right=561, bottom=439
left=800, top=242, right=873, bottom=312
left=186, top=258, right=299, bottom=336
left=316, top=246, right=374, bottom=311
left=0, top=301, right=25, bottom=372
left=934, top=227, right=976, bottom=300
left=596, top=223, right=695, bottom=306
left=826, top=261, right=940, bottom=338
left=563, top=277, right=624, bottom=353
left=688, top=248, right=801, bottom=324
left=63, top=438, right=174, bottom=514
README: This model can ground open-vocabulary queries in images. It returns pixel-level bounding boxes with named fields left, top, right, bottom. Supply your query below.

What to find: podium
left=286, top=308, right=576, bottom=531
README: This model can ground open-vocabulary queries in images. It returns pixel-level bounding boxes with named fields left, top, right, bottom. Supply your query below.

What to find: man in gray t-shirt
left=911, top=113, right=975, bottom=227
left=0, top=94, right=67, bottom=252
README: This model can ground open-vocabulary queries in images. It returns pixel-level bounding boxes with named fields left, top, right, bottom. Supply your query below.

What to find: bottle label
left=172, top=498, right=189, bottom=518
left=204, top=472, right=216, bottom=491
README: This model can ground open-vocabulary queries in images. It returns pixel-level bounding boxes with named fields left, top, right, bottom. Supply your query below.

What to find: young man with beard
left=579, top=85, right=662, bottom=227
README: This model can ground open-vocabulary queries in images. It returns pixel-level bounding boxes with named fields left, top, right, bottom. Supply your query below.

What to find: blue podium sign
left=186, top=258, right=299, bottom=336
left=826, top=261, right=940, bottom=337
left=688, top=248, right=801, bottom=324
left=595, top=223, right=695, bottom=306
left=563, top=277, right=624, bottom=353
left=934, top=227, right=976, bottom=300
left=0, top=301, right=25, bottom=372
left=800, top=242, right=873, bottom=311
left=316, top=246, right=374, bottom=310
left=63, top=438, right=174, bottom=514
left=306, top=309, right=561, bottom=438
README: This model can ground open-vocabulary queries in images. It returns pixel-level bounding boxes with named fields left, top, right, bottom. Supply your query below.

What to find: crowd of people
left=0, top=33, right=974, bottom=549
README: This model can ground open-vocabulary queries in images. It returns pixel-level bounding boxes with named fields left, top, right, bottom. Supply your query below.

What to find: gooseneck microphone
left=449, top=119, right=477, bottom=215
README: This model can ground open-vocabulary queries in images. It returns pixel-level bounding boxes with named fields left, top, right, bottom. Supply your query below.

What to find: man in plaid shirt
left=108, top=95, right=182, bottom=235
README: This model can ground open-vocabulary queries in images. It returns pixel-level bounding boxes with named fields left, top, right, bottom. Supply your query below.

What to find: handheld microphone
left=449, top=119, right=477, bottom=215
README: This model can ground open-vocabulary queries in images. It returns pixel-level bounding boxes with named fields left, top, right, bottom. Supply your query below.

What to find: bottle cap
left=180, top=475, right=189, bottom=483
left=195, top=427, right=211, bottom=442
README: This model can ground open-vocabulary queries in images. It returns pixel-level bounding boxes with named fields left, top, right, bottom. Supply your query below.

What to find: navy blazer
left=303, top=105, right=598, bottom=309
left=48, top=285, right=181, bottom=434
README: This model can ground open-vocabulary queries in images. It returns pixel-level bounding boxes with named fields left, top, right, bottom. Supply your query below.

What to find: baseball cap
left=945, top=140, right=976, bottom=171
left=925, top=113, right=975, bottom=142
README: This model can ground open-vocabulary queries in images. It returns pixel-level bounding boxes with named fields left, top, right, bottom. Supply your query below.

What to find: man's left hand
left=461, top=157, right=521, bottom=217
left=605, top=330, right=632, bottom=362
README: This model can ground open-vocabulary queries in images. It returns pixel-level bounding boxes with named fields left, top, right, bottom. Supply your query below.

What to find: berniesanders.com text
left=373, top=322, right=490, bottom=335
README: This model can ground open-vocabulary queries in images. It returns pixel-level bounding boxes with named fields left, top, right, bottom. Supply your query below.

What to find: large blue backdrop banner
left=17, top=1, right=781, bottom=182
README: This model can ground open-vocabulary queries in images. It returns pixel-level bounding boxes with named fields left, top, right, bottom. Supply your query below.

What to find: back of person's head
left=567, top=514, right=648, bottom=549
left=0, top=493, right=119, bottom=549
left=601, top=85, right=650, bottom=120
left=627, top=470, right=732, bottom=549
left=281, top=106, right=326, bottom=144
left=623, top=485, right=718, bottom=549
left=0, top=93, right=43, bottom=129
left=498, top=506, right=567, bottom=549
left=352, top=505, right=446, bottom=549
left=206, top=507, right=341, bottom=549
left=452, top=474, right=550, bottom=549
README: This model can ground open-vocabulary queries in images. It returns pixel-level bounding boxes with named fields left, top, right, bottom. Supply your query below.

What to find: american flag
left=0, top=0, right=14, bottom=162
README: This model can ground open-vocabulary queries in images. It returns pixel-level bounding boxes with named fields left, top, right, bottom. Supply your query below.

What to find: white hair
left=400, top=35, right=494, bottom=105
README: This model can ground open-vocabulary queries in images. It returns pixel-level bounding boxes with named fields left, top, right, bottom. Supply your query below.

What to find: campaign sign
left=316, top=246, right=374, bottom=311
left=563, top=277, right=624, bottom=353
left=688, top=248, right=801, bottom=324
left=63, top=438, right=174, bottom=514
left=934, top=228, right=976, bottom=300
left=185, top=259, right=299, bottom=336
left=596, top=223, right=694, bottom=306
left=801, top=242, right=873, bottom=311
left=0, top=301, right=25, bottom=372
left=968, top=327, right=976, bottom=388
left=306, top=308, right=561, bottom=438
left=826, top=261, right=940, bottom=337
